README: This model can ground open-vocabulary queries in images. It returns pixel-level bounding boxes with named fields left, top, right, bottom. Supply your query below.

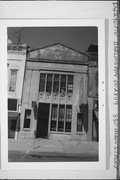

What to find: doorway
left=36, top=103, right=50, bottom=138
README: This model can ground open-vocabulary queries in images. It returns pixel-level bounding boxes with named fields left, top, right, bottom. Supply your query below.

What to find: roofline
left=29, top=42, right=88, bottom=57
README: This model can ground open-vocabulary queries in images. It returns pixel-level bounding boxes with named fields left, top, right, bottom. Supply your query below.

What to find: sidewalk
left=8, top=138, right=98, bottom=158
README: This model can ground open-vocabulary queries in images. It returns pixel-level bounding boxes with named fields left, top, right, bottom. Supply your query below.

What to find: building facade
left=17, top=43, right=98, bottom=141
left=7, top=39, right=27, bottom=139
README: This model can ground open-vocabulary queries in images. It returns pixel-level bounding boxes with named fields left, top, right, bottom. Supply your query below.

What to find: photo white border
left=0, top=19, right=106, bottom=171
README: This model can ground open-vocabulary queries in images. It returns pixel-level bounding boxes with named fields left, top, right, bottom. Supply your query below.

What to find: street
left=8, top=151, right=98, bottom=162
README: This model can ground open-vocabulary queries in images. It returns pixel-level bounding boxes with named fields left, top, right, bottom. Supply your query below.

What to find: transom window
left=39, top=73, right=74, bottom=96
left=50, top=104, right=72, bottom=133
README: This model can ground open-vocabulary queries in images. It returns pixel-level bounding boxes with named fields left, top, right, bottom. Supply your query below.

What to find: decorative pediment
left=28, top=43, right=88, bottom=63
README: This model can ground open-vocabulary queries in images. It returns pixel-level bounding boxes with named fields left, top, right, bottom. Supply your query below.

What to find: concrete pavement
left=8, top=138, right=98, bottom=158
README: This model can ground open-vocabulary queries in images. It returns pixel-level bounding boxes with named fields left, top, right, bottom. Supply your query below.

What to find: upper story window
left=39, top=73, right=46, bottom=93
left=9, top=69, right=17, bottom=92
left=60, top=75, right=66, bottom=97
left=39, top=72, right=73, bottom=96
left=67, top=75, right=73, bottom=94
left=46, top=74, right=53, bottom=94
left=53, top=74, right=59, bottom=95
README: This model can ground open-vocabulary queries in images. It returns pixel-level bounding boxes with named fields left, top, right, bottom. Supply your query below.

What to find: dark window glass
left=39, top=73, right=46, bottom=92
left=11, top=120, right=17, bottom=131
left=65, top=105, right=72, bottom=132
left=13, top=46, right=17, bottom=51
left=67, top=75, right=73, bottom=94
left=77, top=113, right=83, bottom=132
left=53, top=74, right=59, bottom=94
left=46, top=74, right=52, bottom=94
left=18, top=46, right=22, bottom=51
left=60, top=75, right=66, bottom=96
left=58, top=105, right=65, bottom=132
left=50, top=104, right=58, bottom=131
left=24, top=109, right=31, bottom=128
left=7, top=46, right=11, bottom=51
left=8, top=99, right=17, bottom=111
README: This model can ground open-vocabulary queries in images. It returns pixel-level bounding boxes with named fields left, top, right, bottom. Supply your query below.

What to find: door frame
left=36, top=102, right=50, bottom=138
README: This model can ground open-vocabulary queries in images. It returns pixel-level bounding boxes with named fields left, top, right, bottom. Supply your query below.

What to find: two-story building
left=7, top=39, right=27, bottom=139
left=18, top=43, right=91, bottom=141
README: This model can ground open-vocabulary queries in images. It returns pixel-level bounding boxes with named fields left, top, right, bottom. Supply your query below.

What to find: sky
left=8, top=27, right=98, bottom=53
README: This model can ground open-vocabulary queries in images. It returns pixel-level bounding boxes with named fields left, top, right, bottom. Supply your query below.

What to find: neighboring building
left=7, top=39, right=27, bottom=139
left=87, top=44, right=98, bottom=141
left=17, top=43, right=98, bottom=141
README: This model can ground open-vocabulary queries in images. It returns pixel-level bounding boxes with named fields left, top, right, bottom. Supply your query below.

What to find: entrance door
left=36, top=103, right=50, bottom=138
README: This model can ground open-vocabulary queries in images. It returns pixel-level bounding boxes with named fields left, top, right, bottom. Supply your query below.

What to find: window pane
left=60, top=75, right=66, bottom=96
left=50, top=104, right=58, bottom=131
left=77, top=113, right=83, bottom=132
left=24, top=109, right=31, bottom=128
left=58, top=105, right=65, bottom=132
left=9, top=70, right=17, bottom=92
left=39, top=73, right=46, bottom=92
left=8, top=99, right=17, bottom=111
left=67, top=75, right=73, bottom=94
left=11, top=120, right=17, bottom=131
left=65, top=105, right=72, bottom=132
left=53, top=74, right=59, bottom=94
left=46, top=74, right=52, bottom=94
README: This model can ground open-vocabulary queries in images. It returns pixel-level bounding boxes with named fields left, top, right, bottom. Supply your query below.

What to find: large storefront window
left=50, top=104, right=58, bottom=131
left=50, top=104, right=72, bottom=133
left=58, top=105, right=65, bottom=132
left=65, top=105, right=72, bottom=132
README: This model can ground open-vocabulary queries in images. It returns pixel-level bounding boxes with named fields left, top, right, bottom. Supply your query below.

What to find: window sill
left=76, top=132, right=85, bottom=135
left=23, top=128, right=31, bottom=131
left=49, top=131, right=71, bottom=135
